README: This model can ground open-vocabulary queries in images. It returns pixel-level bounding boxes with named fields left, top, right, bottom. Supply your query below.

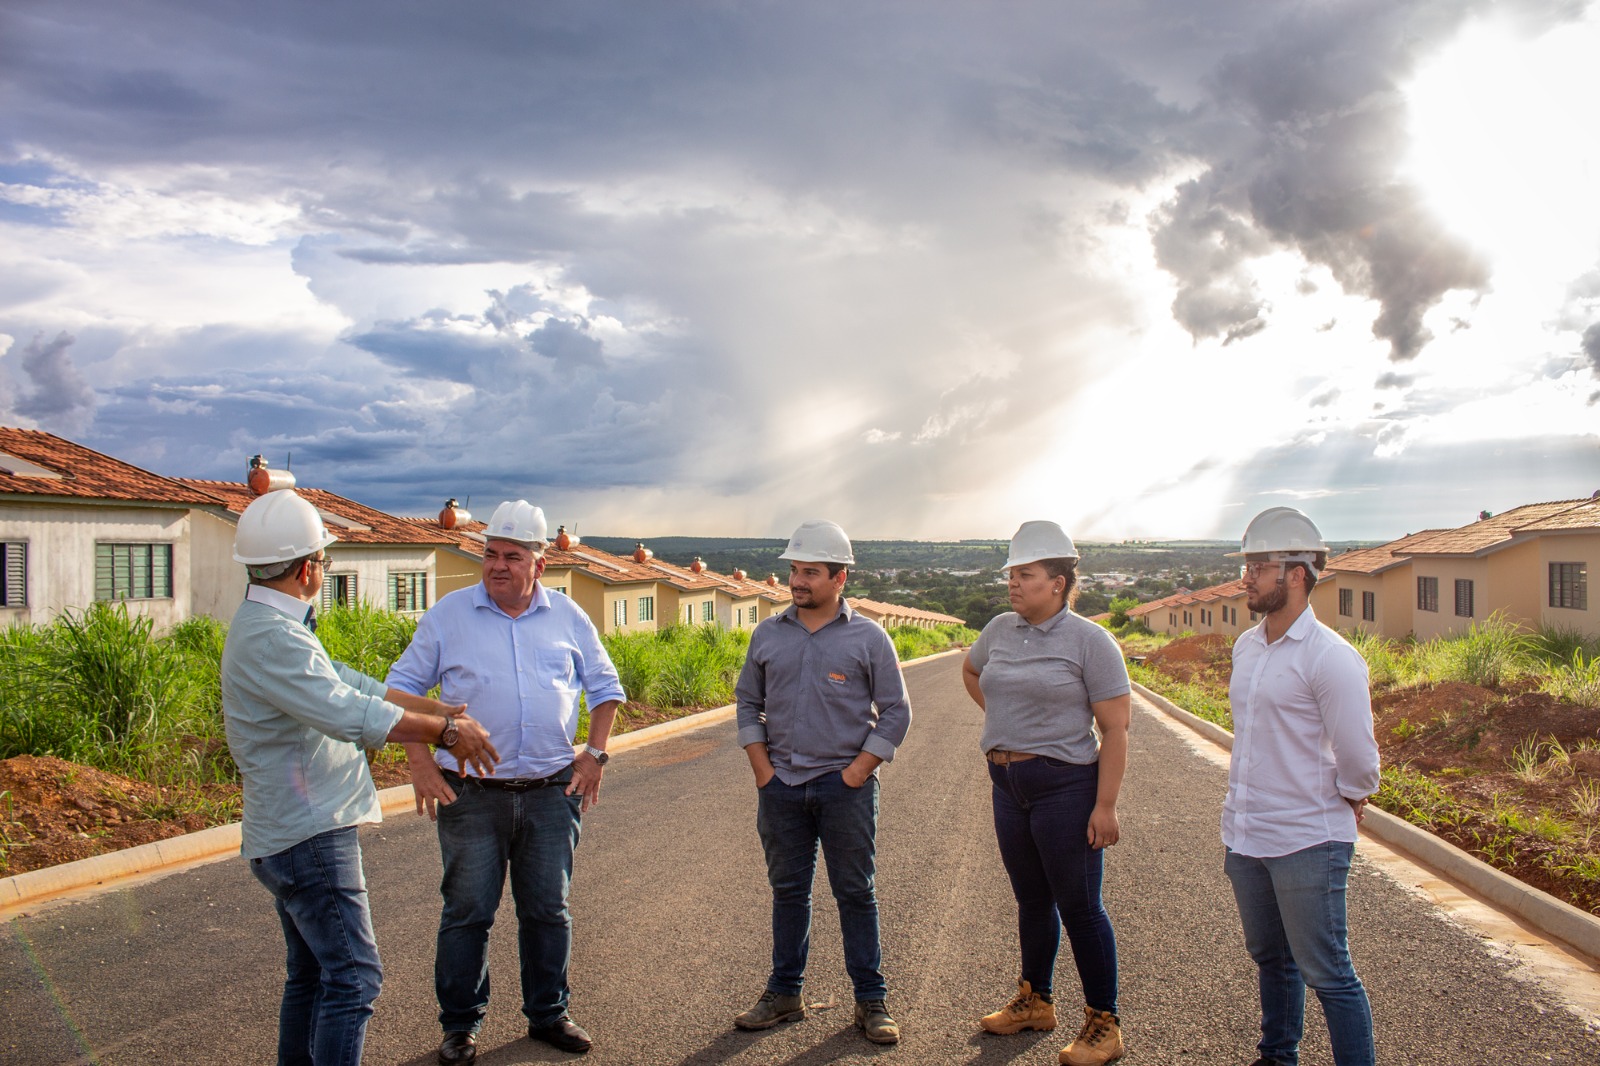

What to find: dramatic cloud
left=0, top=0, right=1595, bottom=536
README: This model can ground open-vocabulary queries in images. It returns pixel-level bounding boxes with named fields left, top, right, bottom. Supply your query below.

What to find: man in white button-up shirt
left=1222, top=507, right=1380, bottom=1066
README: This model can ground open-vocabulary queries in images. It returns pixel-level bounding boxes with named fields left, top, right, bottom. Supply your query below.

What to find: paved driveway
left=4, top=654, right=1598, bottom=1064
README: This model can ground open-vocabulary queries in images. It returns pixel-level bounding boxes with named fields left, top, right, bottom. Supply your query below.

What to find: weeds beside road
left=0, top=602, right=975, bottom=875
left=1122, top=617, right=1600, bottom=915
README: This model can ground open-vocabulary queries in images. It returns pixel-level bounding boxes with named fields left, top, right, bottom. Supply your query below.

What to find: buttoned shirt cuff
left=737, top=724, right=769, bottom=748
left=862, top=732, right=899, bottom=763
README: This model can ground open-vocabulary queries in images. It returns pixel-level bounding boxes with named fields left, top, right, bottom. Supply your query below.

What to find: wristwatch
left=438, top=717, right=460, bottom=749
left=584, top=744, right=609, bottom=766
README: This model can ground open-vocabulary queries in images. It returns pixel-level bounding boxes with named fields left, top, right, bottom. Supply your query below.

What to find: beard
left=1247, top=581, right=1289, bottom=615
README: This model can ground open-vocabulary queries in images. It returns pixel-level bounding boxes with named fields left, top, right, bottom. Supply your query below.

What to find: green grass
left=1127, top=662, right=1232, bottom=730
left=600, top=624, right=750, bottom=709
left=887, top=623, right=979, bottom=662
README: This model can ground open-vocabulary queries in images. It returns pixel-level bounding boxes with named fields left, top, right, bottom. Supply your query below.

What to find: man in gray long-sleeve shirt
left=732, top=519, right=912, bottom=1045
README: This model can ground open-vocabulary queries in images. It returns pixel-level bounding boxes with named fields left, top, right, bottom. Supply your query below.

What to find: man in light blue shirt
left=390, top=500, right=625, bottom=1063
left=223, top=489, right=496, bottom=1066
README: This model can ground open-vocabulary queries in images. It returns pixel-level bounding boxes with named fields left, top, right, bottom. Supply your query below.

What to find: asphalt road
left=4, top=653, right=1599, bottom=1065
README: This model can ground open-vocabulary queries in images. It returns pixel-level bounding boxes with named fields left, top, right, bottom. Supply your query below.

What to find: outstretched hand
left=446, top=712, right=499, bottom=777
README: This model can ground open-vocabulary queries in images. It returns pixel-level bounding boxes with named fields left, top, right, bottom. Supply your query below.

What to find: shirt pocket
left=535, top=647, right=579, bottom=691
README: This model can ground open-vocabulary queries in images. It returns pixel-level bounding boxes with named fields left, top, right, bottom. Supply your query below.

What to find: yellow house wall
left=1485, top=538, right=1543, bottom=631
left=191, top=508, right=246, bottom=621
left=1408, top=556, right=1492, bottom=641
left=434, top=551, right=483, bottom=599
left=601, top=582, right=666, bottom=635
left=0, top=500, right=195, bottom=631
left=1319, top=573, right=1391, bottom=639
left=1539, top=531, right=1599, bottom=637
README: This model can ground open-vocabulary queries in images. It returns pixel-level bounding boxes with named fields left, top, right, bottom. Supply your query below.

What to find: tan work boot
left=854, top=999, right=900, bottom=1044
left=1059, top=1005, right=1124, bottom=1065
left=981, top=979, right=1058, bottom=1034
left=734, top=990, right=805, bottom=1030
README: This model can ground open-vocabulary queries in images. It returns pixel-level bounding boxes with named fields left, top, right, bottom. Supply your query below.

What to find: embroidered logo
left=827, top=671, right=848, bottom=685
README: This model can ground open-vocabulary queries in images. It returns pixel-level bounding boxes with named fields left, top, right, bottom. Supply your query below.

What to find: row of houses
left=1129, top=496, right=1600, bottom=643
left=0, top=427, right=961, bottom=638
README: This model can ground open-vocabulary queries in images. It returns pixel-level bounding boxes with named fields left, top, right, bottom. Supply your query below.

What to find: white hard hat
left=233, top=490, right=338, bottom=566
left=485, top=500, right=548, bottom=546
left=1003, top=520, right=1079, bottom=570
left=779, top=519, right=855, bottom=565
left=1228, top=506, right=1328, bottom=557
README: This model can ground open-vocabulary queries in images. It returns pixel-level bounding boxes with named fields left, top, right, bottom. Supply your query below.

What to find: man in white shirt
left=1222, top=507, right=1380, bottom=1066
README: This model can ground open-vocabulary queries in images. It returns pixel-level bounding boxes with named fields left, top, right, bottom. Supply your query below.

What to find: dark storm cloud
left=8, top=330, right=97, bottom=431
left=1151, top=1, right=1498, bottom=360
left=1582, top=322, right=1600, bottom=375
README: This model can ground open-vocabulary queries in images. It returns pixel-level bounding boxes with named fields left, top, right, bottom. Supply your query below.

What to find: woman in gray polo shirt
left=961, top=521, right=1132, bottom=1066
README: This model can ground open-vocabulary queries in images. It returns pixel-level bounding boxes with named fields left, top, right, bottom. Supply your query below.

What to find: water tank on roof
left=439, top=499, right=472, bottom=529
left=690, top=557, right=705, bottom=574
left=555, top=526, right=578, bottom=550
left=246, top=455, right=296, bottom=496
left=732, top=567, right=746, bottom=581
left=766, top=574, right=779, bottom=586
left=633, top=543, right=653, bottom=563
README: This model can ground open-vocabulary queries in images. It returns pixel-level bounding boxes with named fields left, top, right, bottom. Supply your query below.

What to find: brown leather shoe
left=437, top=1030, right=477, bottom=1065
left=529, top=1014, right=593, bottom=1054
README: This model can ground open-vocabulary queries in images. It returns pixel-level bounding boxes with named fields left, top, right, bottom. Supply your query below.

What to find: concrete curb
left=1132, top=680, right=1600, bottom=965
left=1, top=645, right=963, bottom=916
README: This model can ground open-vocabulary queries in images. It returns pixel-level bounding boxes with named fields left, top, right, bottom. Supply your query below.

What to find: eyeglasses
left=1240, top=561, right=1284, bottom=578
left=306, top=555, right=328, bottom=570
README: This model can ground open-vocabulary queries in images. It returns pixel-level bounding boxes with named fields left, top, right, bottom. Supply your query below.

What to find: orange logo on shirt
left=827, top=671, right=848, bottom=684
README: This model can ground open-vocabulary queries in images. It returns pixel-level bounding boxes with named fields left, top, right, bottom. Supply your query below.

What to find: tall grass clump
left=1534, top=624, right=1600, bottom=666
left=888, top=623, right=980, bottom=662
left=1447, top=612, right=1537, bottom=688
left=0, top=621, right=70, bottom=760
left=1128, top=662, right=1232, bottom=730
left=316, top=602, right=419, bottom=681
left=1346, top=628, right=1406, bottom=688
left=1542, top=651, right=1600, bottom=710
left=35, top=604, right=183, bottom=759
left=601, top=624, right=749, bottom=709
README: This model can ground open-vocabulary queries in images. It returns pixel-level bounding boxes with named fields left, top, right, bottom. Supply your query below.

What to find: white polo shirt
left=1222, top=607, right=1380, bottom=859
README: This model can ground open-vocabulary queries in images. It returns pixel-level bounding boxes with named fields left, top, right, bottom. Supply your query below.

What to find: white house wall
left=0, top=501, right=193, bottom=631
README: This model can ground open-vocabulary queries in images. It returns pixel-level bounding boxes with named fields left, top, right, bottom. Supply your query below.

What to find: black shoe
left=529, top=1015, right=593, bottom=1054
left=438, top=1030, right=478, bottom=1065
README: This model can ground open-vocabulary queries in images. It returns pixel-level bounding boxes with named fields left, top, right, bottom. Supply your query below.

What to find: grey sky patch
left=11, top=331, right=96, bottom=432
left=1374, top=372, right=1415, bottom=390
left=1582, top=322, right=1600, bottom=375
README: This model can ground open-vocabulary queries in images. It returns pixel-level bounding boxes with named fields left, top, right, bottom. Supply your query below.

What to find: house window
left=320, top=573, right=357, bottom=610
left=686, top=604, right=695, bottom=624
left=1, top=541, right=25, bottom=607
left=550, top=585, right=566, bottom=596
left=702, top=601, right=715, bottom=622
left=1338, top=588, right=1353, bottom=616
left=1249, top=610, right=1259, bottom=621
left=389, top=572, right=427, bottom=613
left=95, top=543, right=173, bottom=601
left=749, top=606, right=759, bottom=624
left=638, top=595, right=654, bottom=622
left=1417, top=576, right=1439, bottom=613
left=1362, top=591, right=1376, bottom=622
left=614, top=599, right=627, bottom=628
left=1550, top=563, right=1588, bottom=610
left=1169, top=612, right=1175, bottom=626
left=1454, top=579, right=1474, bottom=618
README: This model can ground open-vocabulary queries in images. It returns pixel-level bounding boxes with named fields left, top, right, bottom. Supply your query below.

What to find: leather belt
left=986, top=750, right=1038, bottom=766
left=445, top=768, right=573, bottom=791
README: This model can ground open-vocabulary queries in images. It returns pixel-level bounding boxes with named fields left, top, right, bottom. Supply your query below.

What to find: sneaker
left=854, top=999, right=900, bottom=1044
left=981, top=979, right=1057, bottom=1034
left=734, top=990, right=806, bottom=1030
left=1059, top=1005, right=1124, bottom=1065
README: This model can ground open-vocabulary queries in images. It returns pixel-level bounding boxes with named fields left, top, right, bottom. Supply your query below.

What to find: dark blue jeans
left=249, top=826, right=383, bottom=1066
left=989, top=757, right=1119, bottom=1014
left=434, top=774, right=583, bottom=1031
left=1225, top=842, right=1374, bottom=1066
left=756, top=771, right=886, bottom=1000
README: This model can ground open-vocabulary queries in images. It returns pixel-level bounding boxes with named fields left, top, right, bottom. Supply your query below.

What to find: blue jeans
left=434, top=773, right=583, bottom=1031
left=1225, top=842, right=1374, bottom=1066
left=989, top=757, right=1119, bottom=1014
left=756, top=771, right=886, bottom=1000
left=249, top=826, right=383, bottom=1066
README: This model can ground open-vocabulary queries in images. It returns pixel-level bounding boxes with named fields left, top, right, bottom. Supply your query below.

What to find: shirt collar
left=1014, top=603, right=1072, bottom=633
left=245, top=583, right=315, bottom=622
left=471, top=579, right=550, bottom=619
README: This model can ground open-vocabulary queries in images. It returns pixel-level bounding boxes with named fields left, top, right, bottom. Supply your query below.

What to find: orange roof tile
left=180, top=479, right=476, bottom=549
left=1325, top=530, right=1450, bottom=575
left=1398, top=500, right=1593, bottom=556
left=1513, top=497, right=1600, bottom=532
left=847, top=597, right=963, bottom=626
left=0, top=427, right=224, bottom=506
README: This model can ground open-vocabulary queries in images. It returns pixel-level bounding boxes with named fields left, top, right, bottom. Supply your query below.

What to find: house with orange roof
left=1310, top=529, right=1448, bottom=640
left=1383, top=498, right=1598, bottom=641
left=1127, top=579, right=1253, bottom=638
left=179, top=476, right=487, bottom=618
left=0, top=426, right=239, bottom=628
left=846, top=597, right=964, bottom=630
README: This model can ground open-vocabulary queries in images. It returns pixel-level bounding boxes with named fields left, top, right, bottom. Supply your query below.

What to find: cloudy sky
left=2, top=0, right=1597, bottom=541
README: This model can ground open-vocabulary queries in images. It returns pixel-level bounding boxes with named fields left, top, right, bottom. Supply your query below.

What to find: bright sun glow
left=1402, top=10, right=1600, bottom=285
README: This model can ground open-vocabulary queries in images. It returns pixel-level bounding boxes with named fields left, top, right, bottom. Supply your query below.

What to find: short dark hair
left=825, top=562, right=846, bottom=579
